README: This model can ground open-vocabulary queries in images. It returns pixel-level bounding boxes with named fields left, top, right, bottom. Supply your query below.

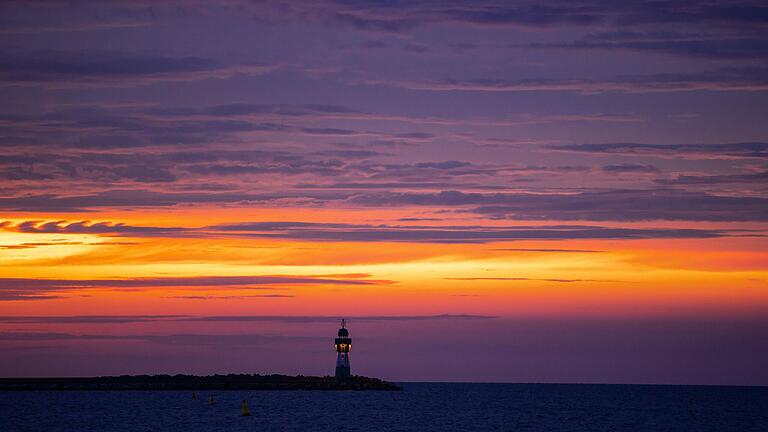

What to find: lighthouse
left=334, top=319, right=352, bottom=379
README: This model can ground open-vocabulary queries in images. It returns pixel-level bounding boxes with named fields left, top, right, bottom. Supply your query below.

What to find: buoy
left=192, top=391, right=198, bottom=400
left=241, top=400, right=251, bottom=416
left=208, top=396, right=216, bottom=405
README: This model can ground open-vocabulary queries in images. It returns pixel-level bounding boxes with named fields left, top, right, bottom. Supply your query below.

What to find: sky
left=1, top=0, right=767, bottom=385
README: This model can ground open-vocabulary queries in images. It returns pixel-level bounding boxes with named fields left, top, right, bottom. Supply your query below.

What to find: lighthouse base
left=335, top=366, right=351, bottom=380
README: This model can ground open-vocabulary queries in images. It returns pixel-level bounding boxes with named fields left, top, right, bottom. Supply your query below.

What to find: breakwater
left=0, top=374, right=401, bottom=391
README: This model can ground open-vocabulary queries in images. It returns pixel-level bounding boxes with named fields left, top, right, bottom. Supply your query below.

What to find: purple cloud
left=0, top=50, right=276, bottom=87
left=549, top=142, right=768, bottom=159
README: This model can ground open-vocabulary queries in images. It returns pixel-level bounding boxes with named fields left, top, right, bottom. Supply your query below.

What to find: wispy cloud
left=529, top=35, right=768, bottom=60
left=602, top=164, right=660, bottom=174
left=548, top=142, right=768, bottom=159
left=655, top=171, right=768, bottom=185
left=163, top=294, right=295, bottom=300
left=0, top=275, right=389, bottom=301
left=355, top=67, right=768, bottom=93
left=0, top=314, right=494, bottom=324
left=489, top=248, right=603, bottom=253
left=245, top=0, right=768, bottom=34
left=4, top=220, right=186, bottom=236
left=445, top=277, right=618, bottom=283
left=0, top=189, right=336, bottom=212
left=0, top=50, right=276, bottom=88
left=210, top=220, right=732, bottom=241
left=349, top=189, right=768, bottom=221
left=1, top=219, right=742, bottom=245
left=0, top=331, right=317, bottom=346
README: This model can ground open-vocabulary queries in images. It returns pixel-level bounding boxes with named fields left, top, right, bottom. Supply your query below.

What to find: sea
left=1, top=383, right=767, bottom=431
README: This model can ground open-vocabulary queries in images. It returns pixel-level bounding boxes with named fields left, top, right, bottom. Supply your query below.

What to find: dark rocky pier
left=0, top=374, right=401, bottom=391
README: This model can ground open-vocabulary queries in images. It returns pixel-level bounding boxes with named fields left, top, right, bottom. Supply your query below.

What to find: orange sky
left=2, top=207, right=766, bottom=320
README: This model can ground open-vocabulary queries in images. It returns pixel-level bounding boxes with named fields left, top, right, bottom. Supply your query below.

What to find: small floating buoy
left=208, top=396, right=216, bottom=405
left=241, top=400, right=251, bottom=416
left=192, top=391, right=198, bottom=400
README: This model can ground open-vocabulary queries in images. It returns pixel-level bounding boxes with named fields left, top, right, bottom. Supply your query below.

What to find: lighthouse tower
left=334, top=319, right=352, bottom=379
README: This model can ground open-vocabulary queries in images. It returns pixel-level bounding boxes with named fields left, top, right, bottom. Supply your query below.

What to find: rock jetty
left=0, top=374, right=402, bottom=391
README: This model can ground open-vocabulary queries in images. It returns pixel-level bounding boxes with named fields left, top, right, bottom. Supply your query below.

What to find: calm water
left=1, top=383, right=767, bottom=431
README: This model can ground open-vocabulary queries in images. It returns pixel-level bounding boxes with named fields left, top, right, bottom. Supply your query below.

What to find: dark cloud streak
left=349, top=189, right=768, bottom=221
left=0, top=275, right=387, bottom=301
left=549, top=142, right=768, bottom=159
left=0, top=314, right=494, bottom=324
left=358, top=67, right=768, bottom=93
left=0, top=50, right=275, bottom=87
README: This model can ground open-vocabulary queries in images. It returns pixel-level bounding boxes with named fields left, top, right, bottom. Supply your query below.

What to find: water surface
left=2, top=383, right=767, bottom=431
